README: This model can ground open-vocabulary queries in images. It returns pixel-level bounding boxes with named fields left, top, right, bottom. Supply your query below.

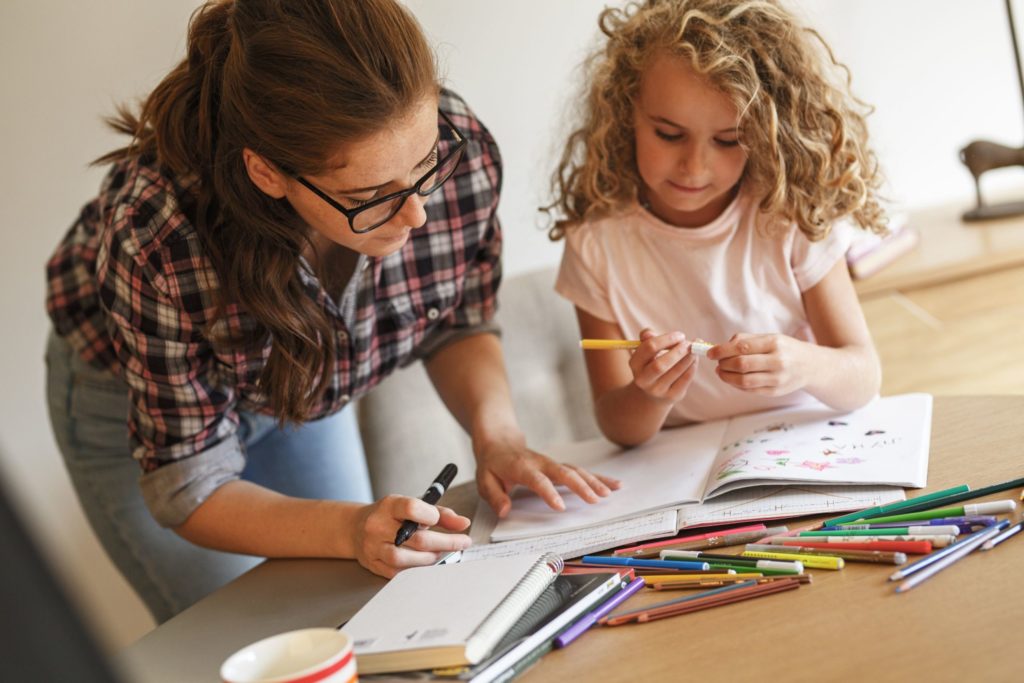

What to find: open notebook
left=492, top=393, right=932, bottom=542
left=342, top=553, right=564, bottom=674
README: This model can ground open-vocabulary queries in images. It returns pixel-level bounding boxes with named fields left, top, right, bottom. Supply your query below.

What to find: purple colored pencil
left=553, top=577, right=646, bottom=648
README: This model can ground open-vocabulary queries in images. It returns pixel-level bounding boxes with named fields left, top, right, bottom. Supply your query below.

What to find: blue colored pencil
left=889, top=520, right=1009, bottom=581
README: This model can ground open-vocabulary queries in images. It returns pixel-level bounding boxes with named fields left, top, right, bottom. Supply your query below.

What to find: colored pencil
left=642, top=573, right=764, bottom=585
left=980, top=519, right=1024, bottom=550
left=825, top=517, right=995, bottom=533
left=822, top=485, right=970, bottom=526
left=797, top=526, right=960, bottom=537
left=658, top=550, right=804, bottom=572
left=612, top=524, right=769, bottom=557
left=740, top=550, right=844, bottom=570
left=767, top=539, right=933, bottom=554
left=603, top=578, right=801, bottom=625
left=895, top=523, right=1009, bottom=593
left=626, top=526, right=789, bottom=557
left=580, top=338, right=715, bottom=355
left=745, top=544, right=906, bottom=565
left=889, top=521, right=1010, bottom=581
left=766, top=534, right=955, bottom=547
left=553, top=577, right=646, bottom=648
left=859, top=477, right=1024, bottom=519
left=839, top=500, right=1016, bottom=525
left=651, top=574, right=812, bottom=590
left=581, top=556, right=709, bottom=571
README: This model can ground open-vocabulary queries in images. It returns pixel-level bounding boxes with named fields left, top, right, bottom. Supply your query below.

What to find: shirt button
left=427, top=307, right=440, bottom=321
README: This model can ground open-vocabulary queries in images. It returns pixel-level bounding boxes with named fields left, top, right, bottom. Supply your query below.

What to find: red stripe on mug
left=284, top=649, right=353, bottom=683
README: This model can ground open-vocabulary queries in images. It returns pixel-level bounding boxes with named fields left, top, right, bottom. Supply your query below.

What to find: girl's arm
left=800, top=259, right=882, bottom=408
left=423, top=331, right=619, bottom=518
left=576, top=307, right=697, bottom=446
left=710, top=260, right=881, bottom=410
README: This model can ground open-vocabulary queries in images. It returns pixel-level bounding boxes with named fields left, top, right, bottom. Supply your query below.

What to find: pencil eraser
left=690, top=340, right=713, bottom=357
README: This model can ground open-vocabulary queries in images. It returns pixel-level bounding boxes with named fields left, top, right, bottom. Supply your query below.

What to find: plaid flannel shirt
left=46, top=91, right=502, bottom=526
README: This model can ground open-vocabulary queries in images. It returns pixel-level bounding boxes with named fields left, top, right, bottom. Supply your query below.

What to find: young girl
left=551, top=0, right=884, bottom=447
left=45, top=0, right=616, bottom=622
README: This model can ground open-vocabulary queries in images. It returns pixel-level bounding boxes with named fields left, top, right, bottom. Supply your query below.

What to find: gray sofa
left=357, top=266, right=601, bottom=498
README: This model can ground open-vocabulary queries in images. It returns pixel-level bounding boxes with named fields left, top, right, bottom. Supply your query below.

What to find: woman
left=45, top=0, right=617, bottom=623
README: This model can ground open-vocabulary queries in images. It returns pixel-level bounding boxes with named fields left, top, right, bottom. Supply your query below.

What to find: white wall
left=1, top=0, right=1021, bottom=653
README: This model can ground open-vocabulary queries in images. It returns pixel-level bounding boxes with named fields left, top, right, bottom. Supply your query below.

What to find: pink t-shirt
left=555, top=189, right=853, bottom=425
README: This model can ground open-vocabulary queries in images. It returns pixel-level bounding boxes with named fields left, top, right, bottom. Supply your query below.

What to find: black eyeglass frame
left=295, top=110, right=467, bottom=234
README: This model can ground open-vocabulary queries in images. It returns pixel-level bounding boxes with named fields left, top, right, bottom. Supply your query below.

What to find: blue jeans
left=44, top=332, right=373, bottom=623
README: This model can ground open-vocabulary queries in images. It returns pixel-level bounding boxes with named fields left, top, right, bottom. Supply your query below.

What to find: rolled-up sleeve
left=97, top=205, right=243, bottom=527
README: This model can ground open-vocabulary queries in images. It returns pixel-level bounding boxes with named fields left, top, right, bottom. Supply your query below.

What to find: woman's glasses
left=296, top=110, right=467, bottom=234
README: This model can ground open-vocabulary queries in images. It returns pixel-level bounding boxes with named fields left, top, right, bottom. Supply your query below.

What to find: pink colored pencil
left=613, top=524, right=768, bottom=557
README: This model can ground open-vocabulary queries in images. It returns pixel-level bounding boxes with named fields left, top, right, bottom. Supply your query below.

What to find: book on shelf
left=489, top=393, right=932, bottom=544
left=343, top=553, right=564, bottom=674
left=846, top=212, right=920, bottom=280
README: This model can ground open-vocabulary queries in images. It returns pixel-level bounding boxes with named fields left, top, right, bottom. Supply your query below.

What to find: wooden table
left=853, top=202, right=1024, bottom=297
left=119, top=396, right=1024, bottom=683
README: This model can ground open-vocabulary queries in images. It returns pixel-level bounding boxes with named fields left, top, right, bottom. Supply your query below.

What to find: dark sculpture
left=960, top=0, right=1024, bottom=221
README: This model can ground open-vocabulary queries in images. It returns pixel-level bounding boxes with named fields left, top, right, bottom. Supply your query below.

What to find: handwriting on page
left=461, top=510, right=677, bottom=562
left=676, top=485, right=905, bottom=528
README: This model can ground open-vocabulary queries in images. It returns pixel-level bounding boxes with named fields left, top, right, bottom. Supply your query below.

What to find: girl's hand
left=628, top=328, right=698, bottom=404
left=352, top=497, right=472, bottom=578
left=474, top=435, right=621, bottom=518
left=708, top=333, right=809, bottom=396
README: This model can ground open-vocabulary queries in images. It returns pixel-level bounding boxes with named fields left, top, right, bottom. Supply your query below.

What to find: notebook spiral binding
left=464, top=553, right=563, bottom=663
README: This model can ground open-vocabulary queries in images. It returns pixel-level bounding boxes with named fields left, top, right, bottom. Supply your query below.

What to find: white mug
left=220, top=628, right=357, bottom=683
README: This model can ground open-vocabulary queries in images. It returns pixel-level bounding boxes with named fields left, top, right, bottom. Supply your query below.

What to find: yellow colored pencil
left=580, top=339, right=640, bottom=350
left=580, top=338, right=716, bottom=354
left=644, top=572, right=764, bottom=585
left=741, top=550, right=845, bottom=570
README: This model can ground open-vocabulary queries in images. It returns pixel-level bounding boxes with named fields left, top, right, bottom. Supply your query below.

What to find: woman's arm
left=175, top=481, right=471, bottom=578
left=423, top=331, right=619, bottom=518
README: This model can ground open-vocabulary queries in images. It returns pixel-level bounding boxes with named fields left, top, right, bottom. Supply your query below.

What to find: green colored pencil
left=856, top=477, right=1024, bottom=519
left=823, top=485, right=970, bottom=526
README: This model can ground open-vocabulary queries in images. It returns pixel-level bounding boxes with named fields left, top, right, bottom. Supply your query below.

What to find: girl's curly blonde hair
left=546, top=0, right=886, bottom=241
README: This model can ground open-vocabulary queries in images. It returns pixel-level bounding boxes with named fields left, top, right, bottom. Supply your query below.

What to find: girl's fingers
left=668, top=360, right=698, bottom=395
left=648, top=353, right=695, bottom=394
left=717, top=367, right=775, bottom=389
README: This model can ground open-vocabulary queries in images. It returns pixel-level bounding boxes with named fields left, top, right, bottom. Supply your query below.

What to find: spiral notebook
left=342, top=553, right=563, bottom=674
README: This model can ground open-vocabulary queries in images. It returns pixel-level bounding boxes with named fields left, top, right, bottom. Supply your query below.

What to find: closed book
left=343, top=553, right=562, bottom=674
left=846, top=214, right=919, bottom=280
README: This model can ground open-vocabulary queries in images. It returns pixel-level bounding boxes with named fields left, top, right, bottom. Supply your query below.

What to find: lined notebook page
left=676, top=485, right=905, bottom=529
left=344, top=553, right=559, bottom=673
left=463, top=507, right=677, bottom=561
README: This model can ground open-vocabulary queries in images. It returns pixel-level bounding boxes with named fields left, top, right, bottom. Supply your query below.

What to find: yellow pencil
left=644, top=572, right=764, bottom=584
left=741, top=550, right=845, bottom=570
left=580, top=339, right=641, bottom=350
left=580, top=338, right=716, bottom=355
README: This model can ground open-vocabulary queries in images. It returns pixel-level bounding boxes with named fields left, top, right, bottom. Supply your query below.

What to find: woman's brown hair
left=546, top=0, right=886, bottom=240
left=97, top=0, right=437, bottom=423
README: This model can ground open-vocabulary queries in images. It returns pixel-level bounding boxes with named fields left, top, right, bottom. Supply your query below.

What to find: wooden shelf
left=854, top=199, right=1024, bottom=297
